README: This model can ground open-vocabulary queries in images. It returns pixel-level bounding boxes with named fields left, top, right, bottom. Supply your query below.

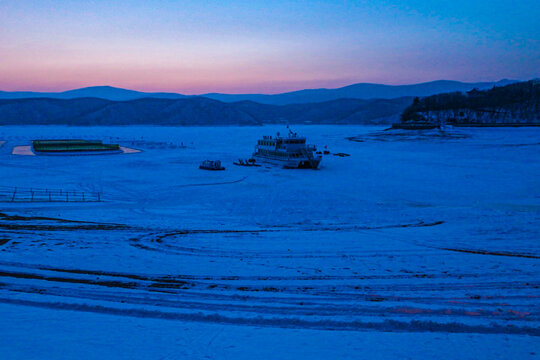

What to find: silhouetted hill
left=0, top=97, right=257, bottom=126
left=234, top=97, right=413, bottom=124
left=202, top=80, right=517, bottom=105
left=0, top=96, right=413, bottom=126
left=0, top=80, right=517, bottom=104
left=0, top=86, right=187, bottom=101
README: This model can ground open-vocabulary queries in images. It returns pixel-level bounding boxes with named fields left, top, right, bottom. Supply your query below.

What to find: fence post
left=11, top=188, right=17, bottom=202
left=49, top=191, right=51, bottom=202
left=31, top=191, right=34, bottom=202
left=82, top=192, right=85, bottom=201
left=66, top=192, right=69, bottom=202
left=98, top=192, right=101, bottom=202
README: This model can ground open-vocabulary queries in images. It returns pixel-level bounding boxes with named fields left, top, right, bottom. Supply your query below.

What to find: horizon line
left=0, top=78, right=526, bottom=96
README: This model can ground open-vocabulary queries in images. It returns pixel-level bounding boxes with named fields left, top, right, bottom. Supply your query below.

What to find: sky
left=0, top=0, right=538, bottom=94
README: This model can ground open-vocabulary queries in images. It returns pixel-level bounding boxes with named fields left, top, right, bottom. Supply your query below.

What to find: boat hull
left=199, top=166, right=225, bottom=170
left=252, top=154, right=321, bottom=169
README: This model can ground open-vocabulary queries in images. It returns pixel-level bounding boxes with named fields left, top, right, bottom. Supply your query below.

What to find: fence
left=0, top=186, right=101, bottom=203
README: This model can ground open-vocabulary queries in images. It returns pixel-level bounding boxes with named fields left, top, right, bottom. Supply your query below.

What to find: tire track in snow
left=129, top=221, right=445, bottom=256
left=440, top=247, right=540, bottom=259
left=0, top=296, right=538, bottom=336
left=175, top=176, right=248, bottom=188
left=1, top=265, right=537, bottom=330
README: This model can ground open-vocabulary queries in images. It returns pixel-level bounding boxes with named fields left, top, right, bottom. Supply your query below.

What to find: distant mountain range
left=0, top=79, right=517, bottom=105
left=0, top=79, right=525, bottom=126
left=203, top=79, right=517, bottom=105
left=0, top=96, right=413, bottom=126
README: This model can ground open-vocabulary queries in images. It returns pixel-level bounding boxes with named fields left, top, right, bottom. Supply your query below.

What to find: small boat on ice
left=233, top=158, right=261, bottom=167
left=199, top=160, right=225, bottom=170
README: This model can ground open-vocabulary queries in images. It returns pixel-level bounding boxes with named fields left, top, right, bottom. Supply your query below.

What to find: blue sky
left=1, top=0, right=538, bottom=93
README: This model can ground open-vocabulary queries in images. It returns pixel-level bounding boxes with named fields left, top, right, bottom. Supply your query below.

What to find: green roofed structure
left=32, top=139, right=120, bottom=154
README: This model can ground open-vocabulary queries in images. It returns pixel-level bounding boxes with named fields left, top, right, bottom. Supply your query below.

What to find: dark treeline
left=401, top=80, right=539, bottom=122
left=0, top=96, right=412, bottom=126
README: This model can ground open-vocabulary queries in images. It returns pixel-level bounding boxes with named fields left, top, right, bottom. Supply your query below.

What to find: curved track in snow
left=0, top=214, right=538, bottom=336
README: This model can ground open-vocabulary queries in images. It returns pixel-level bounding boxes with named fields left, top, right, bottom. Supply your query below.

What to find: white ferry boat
left=252, top=128, right=322, bottom=169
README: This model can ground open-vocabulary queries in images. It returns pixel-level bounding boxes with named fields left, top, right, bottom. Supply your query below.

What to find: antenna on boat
left=287, top=124, right=294, bottom=136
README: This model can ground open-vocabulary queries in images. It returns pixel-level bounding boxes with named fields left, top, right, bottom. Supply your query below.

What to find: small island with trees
left=394, top=79, right=539, bottom=129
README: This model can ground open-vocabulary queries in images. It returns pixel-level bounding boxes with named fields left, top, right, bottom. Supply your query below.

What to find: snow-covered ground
left=0, top=125, right=538, bottom=359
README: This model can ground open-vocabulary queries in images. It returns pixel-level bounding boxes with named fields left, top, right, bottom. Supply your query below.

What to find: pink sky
left=1, top=1, right=538, bottom=94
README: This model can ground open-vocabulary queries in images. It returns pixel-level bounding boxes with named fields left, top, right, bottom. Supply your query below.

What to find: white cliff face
left=415, top=106, right=540, bottom=125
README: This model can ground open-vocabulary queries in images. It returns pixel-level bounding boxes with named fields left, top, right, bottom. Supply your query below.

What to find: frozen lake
left=0, top=125, right=539, bottom=359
